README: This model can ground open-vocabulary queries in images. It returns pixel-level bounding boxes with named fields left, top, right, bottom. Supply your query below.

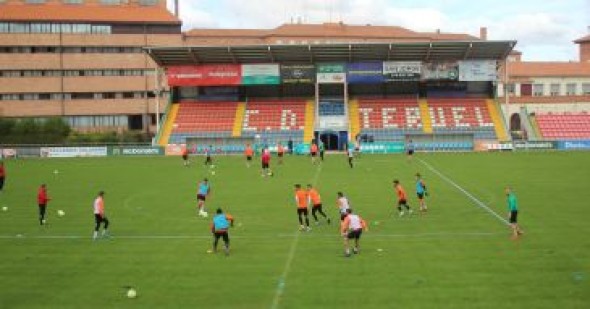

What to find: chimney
left=174, top=0, right=179, bottom=18
left=480, top=27, right=488, bottom=40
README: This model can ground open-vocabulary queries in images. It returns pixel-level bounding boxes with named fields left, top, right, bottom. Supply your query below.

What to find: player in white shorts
left=340, top=208, right=368, bottom=257
left=336, top=192, right=350, bottom=221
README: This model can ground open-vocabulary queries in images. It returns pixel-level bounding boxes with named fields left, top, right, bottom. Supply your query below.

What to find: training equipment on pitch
left=1, top=206, right=7, bottom=212
left=127, top=288, right=137, bottom=299
left=57, top=210, right=65, bottom=217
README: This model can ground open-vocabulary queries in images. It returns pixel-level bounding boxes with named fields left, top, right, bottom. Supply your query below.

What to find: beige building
left=0, top=0, right=182, bottom=133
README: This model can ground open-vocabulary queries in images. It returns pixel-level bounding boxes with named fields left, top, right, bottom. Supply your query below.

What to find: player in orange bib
left=181, top=146, right=189, bottom=167
left=340, top=208, right=367, bottom=257
left=294, top=184, right=311, bottom=231
left=393, top=179, right=412, bottom=217
left=244, top=144, right=254, bottom=168
left=307, top=184, right=330, bottom=225
left=310, top=142, right=319, bottom=164
left=277, top=142, right=285, bottom=165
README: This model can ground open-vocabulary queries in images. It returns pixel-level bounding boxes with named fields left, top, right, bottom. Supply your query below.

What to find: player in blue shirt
left=209, top=208, right=234, bottom=256
left=197, top=178, right=211, bottom=217
left=506, top=186, right=523, bottom=239
left=415, top=173, right=428, bottom=213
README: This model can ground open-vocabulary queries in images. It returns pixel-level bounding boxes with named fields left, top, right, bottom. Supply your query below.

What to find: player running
left=261, top=148, right=272, bottom=177
left=340, top=208, right=368, bottom=257
left=506, top=186, right=524, bottom=239
left=347, top=145, right=354, bottom=168
left=209, top=208, right=234, bottom=256
left=294, top=184, right=311, bottom=231
left=244, top=144, right=254, bottom=168
left=336, top=191, right=351, bottom=220
left=415, top=173, right=428, bottom=213
left=92, top=191, right=110, bottom=240
left=204, top=145, right=213, bottom=166
left=307, top=184, right=330, bottom=225
left=181, top=145, right=190, bottom=167
left=319, top=140, right=325, bottom=161
left=37, top=184, right=51, bottom=225
left=393, top=180, right=412, bottom=217
left=197, top=178, right=211, bottom=217
left=277, top=142, right=285, bottom=165
left=310, top=142, right=319, bottom=164
left=0, top=162, right=5, bottom=192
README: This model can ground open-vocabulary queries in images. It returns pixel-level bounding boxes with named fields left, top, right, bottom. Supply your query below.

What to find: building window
left=139, top=0, right=158, bottom=5
left=566, top=83, right=577, bottom=96
left=506, top=83, right=515, bottom=95
left=63, top=0, right=83, bottom=3
left=100, top=0, right=121, bottom=5
left=26, top=0, right=46, bottom=3
left=582, top=83, right=590, bottom=95
left=533, top=84, right=544, bottom=96
left=549, top=83, right=560, bottom=96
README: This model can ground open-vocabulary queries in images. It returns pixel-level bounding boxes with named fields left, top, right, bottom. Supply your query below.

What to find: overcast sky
left=169, top=0, right=590, bottom=62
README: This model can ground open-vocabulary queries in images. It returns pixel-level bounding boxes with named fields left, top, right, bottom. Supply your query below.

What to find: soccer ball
left=1, top=206, right=7, bottom=212
left=126, top=288, right=137, bottom=299
left=211, top=171, right=216, bottom=175
left=53, top=169, right=59, bottom=175
left=57, top=210, right=65, bottom=217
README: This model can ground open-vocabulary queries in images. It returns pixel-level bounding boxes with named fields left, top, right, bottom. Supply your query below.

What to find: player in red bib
left=37, top=184, right=51, bottom=225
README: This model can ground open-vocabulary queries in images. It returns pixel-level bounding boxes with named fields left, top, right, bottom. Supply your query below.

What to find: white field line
left=270, top=163, right=323, bottom=309
left=0, top=231, right=502, bottom=240
left=418, top=158, right=509, bottom=226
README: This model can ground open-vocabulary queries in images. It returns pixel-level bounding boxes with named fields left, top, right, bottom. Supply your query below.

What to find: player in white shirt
left=340, top=208, right=368, bottom=257
left=336, top=192, right=350, bottom=221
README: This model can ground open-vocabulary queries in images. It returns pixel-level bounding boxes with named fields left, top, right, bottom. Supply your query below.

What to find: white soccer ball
left=1, top=206, right=7, bottom=212
left=211, top=171, right=216, bottom=175
left=53, top=169, right=59, bottom=175
left=127, top=288, right=137, bottom=299
left=57, top=210, right=65, bottom=217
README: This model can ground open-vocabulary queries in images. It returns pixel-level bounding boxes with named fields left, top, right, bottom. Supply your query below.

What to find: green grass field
left=0, top=152, right=589, bottom=308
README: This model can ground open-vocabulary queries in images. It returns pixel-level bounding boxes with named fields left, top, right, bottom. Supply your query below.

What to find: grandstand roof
left=145, top=41, right=516, bottom=66
left=0, top=3, right=181, bottom=24
left=508, top=61, right=590, bottom=77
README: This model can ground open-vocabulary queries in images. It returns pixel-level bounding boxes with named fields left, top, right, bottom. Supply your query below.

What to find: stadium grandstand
left=1, top=0, right=590, bottom=152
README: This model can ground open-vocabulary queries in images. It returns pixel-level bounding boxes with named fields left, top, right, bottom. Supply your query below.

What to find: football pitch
left=0, top=152, right=589, bottom=308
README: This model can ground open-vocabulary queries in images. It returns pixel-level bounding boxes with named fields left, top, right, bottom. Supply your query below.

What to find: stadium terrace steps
left=232, top=102, right=246, bottom=137
left=528, top=114, right=543, bottom=139
left=418, top=99, right=433, bottom=134
left=355, top=97, right=423, bottom=141
left=168, top=101, right=239, bottom=144
left=158, top=103, right=179, bottom=146
left=427, top=98, right=497, bottom=140
left=241, top=99, right=307, bottom=143
left=304, top=100, right=316, bottom=143
left=536, top=112, right=590, bottom=140
left=486, top=99, right=509, bottom=141
left=348, top=99, right=361, bottom=140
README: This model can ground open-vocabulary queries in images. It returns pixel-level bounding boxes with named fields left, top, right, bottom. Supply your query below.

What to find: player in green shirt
left=506, top=186, right=523, bottom=239
left=319, top=141, right=325, bottom=161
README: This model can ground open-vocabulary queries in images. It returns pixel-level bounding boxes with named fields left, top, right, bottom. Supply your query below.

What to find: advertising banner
left=360, top=142, right=405, bottom=154
left=294, top=143, right=311, bottom=155
left=346, top=62, right=384, bottom=84
left=513, top=141, right=556, bottom=150
left=40, top=147, right=108, bottom=158
left=557, top=140, right=590, bottom=150
left=165, top=144, right=185, bottom=156
left=458, top=60, right=497, bottom=81
left=317, top=63, right=346, bottom=73
left=1, top=148, right=17, bottom=158
left=241, top=64, right=280, bottom=85
left=109, top=146, right=164, bottom=156
left=422, top=62, right=459, bottom=80
left=317, top=73, right=346, bottom=84
left=280, top=64, right=316, bottom=84
left=383, top=61, right=422, bottom=81
left=166, top=65, right=241, bottom=86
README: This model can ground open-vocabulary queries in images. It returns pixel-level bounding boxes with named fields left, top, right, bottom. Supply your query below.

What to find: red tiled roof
left=185, top=23, right=479, bottom=41
left=508, top=62, right=590, bottom=77
left=574, top=34, right=590, bottom=43
left=0, top=3, right=180, bottom=24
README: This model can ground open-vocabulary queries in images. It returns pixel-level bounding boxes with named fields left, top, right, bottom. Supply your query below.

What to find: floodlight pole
left=155, top=67, right=161, bottom=135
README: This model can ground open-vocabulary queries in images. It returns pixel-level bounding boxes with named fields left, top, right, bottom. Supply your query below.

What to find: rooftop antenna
left=174, top=0, right=179, bottom=18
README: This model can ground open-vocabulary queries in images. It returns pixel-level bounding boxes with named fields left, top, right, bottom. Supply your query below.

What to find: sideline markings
left=270, top=163, right=323, bottom=309
left=418, top=158, right=509, bottom=226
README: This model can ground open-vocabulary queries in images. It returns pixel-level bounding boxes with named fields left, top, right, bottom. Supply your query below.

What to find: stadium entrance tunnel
left=318, top=130, right=347, bottom=150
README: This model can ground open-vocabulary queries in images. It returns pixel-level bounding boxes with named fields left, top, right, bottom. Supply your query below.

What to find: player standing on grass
left=197, top=178, right=211, bottom=217
left=393, top=180, right=412, bottom=217
left=204, top=145, right=213, bottom=166
left=310, top=142, right=319, bottom=164
left=506, top=186, right=524, bottom=239
left=415, top=173, right=428, bottom=213
left=181, top=146, right=190, bottom=167
left=340, top=208, right=368, bottom=257
left=93, top=191, right=109, bottom=240
left=209, top=208, right=234, bottom=256
left=277, top=142, right=285, bottom=165
left=307, top=184, right=330, bottom=225
left=244, top=144, right=254, bottom=168
left=347, top=145, right=354, bottom=168
left=336, top=191, right=351, bottom=220
left=0, top=161, right=5, bottom=192
left=37, top=184, right=51, bottom=225
left=261, top=148, right=272, bottom=177
left=406, top=139, right=415, bottom=162
left=294, top=184, right=311, bottom=231
left=319, top=140, right=325, bottom=161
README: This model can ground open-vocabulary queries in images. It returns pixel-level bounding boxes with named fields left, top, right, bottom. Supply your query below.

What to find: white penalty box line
left=418, top=158, right=509, bottom=226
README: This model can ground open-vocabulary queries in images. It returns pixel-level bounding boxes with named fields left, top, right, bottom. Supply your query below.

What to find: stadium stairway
left=528, top=113, right=543, bottom=139
left=486, top=99, right=509, bottom=141
left=418, top=99, right=433, bottom=134
left=349, top=99, right=361, bottom=140
left=232, top=102, right=246, bottom=137
left=304, top=100, right=315, bottom=142
left=519, top=107, right=539, bottom=141
left=158, top=103, right=179, bottom=146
